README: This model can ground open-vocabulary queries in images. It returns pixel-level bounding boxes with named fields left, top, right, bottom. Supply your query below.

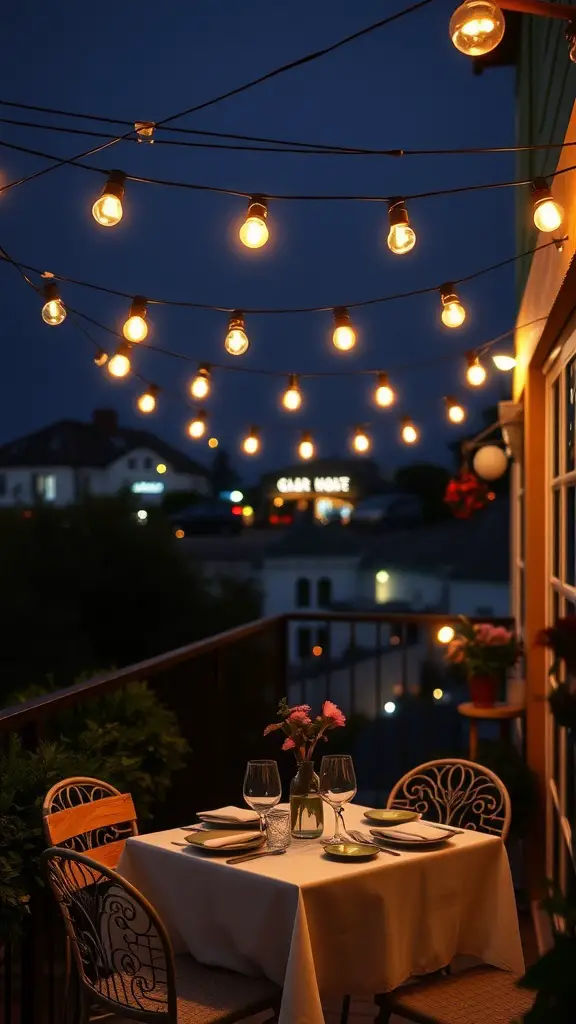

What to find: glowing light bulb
left=107, top=343, right=131, bottom=379
left=401, top=418, right=419, bottom=445
left=187, top=412, right=207, bottom=439
left=136, top=385, right=158, bottom=414
left=41, top=282, right=67, bottom=326
left=190, top=365, right=211, bottom=400
left=449, top=1, right=505, bottom=56
left=387, top=199, right=416, bottom=255
left=298, top=432, right=315, bottom=460
left=437, top=625, right=455, bottom=644
left=532, top=179, right=564, bottom=233
left=225, top=311, right=249, bottom=356
left=352, top=427, right=371, bottom=454
left=242, top=428, right=260, bottom=455
left=445, top=397, right=466, bottom=424
left=332, top=307, right=356, bottom=352
left=208, top=437, right=219, bottom=448
left=239, top=197, right=269, bottom=249
left=123, top=297, right=148, bottom=343
left=492, top=353, right=516, bottom=371
left=374, top=372, right=395, bottom=408
left=466, top=354, right=486, bottom=386
left=92, top=170, right=125, bottom=226
left=282, top=374, right=302, bottom=411
left=94, top=350, right=108, bottom=367
left=440, top=284, right=466, bottom=328
left=156, top=464, right=167, bottom=474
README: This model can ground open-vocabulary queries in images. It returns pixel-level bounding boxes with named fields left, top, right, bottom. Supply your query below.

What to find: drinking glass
left=319, top=754, right=357, bottom=843
left=243, top=760, right=282, bottom=834
left=266, top=810, right=292, bottom=850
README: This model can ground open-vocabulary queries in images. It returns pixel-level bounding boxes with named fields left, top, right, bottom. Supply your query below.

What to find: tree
left=393, top=462, right=451, bottom=522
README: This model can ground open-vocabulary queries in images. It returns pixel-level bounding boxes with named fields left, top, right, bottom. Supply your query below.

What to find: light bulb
left=137, top=386, right=158, bottom=414
left=92, top=170, right=125, bottom=226
left=492, top=353, right=516, bottom=371
left=239, top=197, right=269, bottom=249
left=374, top=372, right=395, bottom=408
left=242, top=428, right=260, bottom=455
left=332, top=307, right=356, bottom=352
left=387, top=199, right=416, bottom=255
left=449, top=1, right=505, bottom=56
left=298, top=432, right=315, bottom=460
left=208, top=437, right=219, bottom=448
left=440, top=284, right=466, bottom=328
left=401, top=418, right=419, bottom=445
left=532, top=179, right=564, bottom=233
left=107, top=343, right=131, bottom=379
left=282, top=374, right=302, bottom=411
left=123, top=297, right=148, bottom=343
left=94, top=350, right=108, bottom=367
left=41, top=283, right=66, bottom=326
left=190, top=365, right=211, bottom=400
left=446, top=397, right=466, bottom=424
left=352, top=428, right=371, bottom=454
left=188, top=412, right=207, bottom=439
left=466, top=354, right=486, bottom=386
left=225, top=311, right=249, bottom=356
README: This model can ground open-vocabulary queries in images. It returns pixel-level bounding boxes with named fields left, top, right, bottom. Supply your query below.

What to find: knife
left=226, top=849, right=286, bottom=865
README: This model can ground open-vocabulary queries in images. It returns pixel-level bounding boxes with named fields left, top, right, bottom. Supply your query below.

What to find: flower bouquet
left=445, top=618, right=520, bottom=706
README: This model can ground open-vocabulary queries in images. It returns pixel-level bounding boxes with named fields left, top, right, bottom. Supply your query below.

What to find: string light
left=532, top=178, right=564, bottom=233
left=445, top=396, right=466, bottom=424
left=449, top=1, right=505, bottom=57
left=41, top=282, right=66, bottom=326
left=400, top=417, right=419, bottom=444
left=298, top=431, right=315, bottom=460
left=156, top=463, right=167, bottom=474
left=440, top=283, right=466, bottom=328
left=190, top=364, right=211, bottom=400
left=208, top=437, right=219, bottom=448
left=93, top=349, right=108, bottom=367
left=466, top=353, right=486, bottom=386
left=123, top=296, right=148, bottom=343
left=107, top=342, right=131, bottom=378
left=92, top=170, right=125, bottom=227
left=187, top=411, right=207, bottom=439
left=136, top=384, right=159, bottom=414
left=242, top=426, right=261, bottom=455
left=332, top=307, right=356, bottom=351
left=282, top=374, right=302, bottom=411
left=387, top=198, right=416, bottom=255
left=352, top=426, right=371, bottom=453
left=374, top=372, right=396, bottom=408
left=239, top=196, right=269, bottom=249
left=492, top=353, right=516, bottom=371
left=225, top=311, right=249, bottom=355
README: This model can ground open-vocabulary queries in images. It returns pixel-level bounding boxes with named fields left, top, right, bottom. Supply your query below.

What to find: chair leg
left=340, top=994, right=351, bottom=1024
left=374, top=994, right=392, bottom=1023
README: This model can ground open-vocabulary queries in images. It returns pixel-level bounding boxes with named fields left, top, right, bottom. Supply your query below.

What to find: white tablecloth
left=118, top=804, right=524, bottom=1024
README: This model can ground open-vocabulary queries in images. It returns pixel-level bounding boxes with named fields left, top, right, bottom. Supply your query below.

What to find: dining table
left=117, top=802, right=525, bottom=1024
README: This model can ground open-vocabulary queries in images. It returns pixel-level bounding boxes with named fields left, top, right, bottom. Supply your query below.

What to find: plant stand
left=458, top=702, right=525, bottom=761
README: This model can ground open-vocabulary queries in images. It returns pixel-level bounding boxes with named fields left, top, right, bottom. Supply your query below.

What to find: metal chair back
left=43, top=776, right=138, bottom=869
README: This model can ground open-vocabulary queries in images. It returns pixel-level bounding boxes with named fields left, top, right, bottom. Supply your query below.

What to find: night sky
left=0, top=0, right=517, bottom=478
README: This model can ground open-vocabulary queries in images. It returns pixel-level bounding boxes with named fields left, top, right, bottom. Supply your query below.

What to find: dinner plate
left=323, top=842, right=380, bottom=862
left=370, top=828, right=452, bottom=848
left=185, top=829, right=265, bottom=854
left=363, top=809, right=419, bottom=825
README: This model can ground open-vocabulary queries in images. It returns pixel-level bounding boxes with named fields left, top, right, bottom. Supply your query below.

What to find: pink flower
left=474, top=623, right=493, bottom=643
left=288, top=710, right=312, bottom=724
left=282, top=737, right=296, bottom=751
left=289, top=704, right=311, bottom=714
left=263, top=722, right=284, bottom=736
left=487, top=627, right=512, bottom=646
left=321, top=700, right=346, bottom=728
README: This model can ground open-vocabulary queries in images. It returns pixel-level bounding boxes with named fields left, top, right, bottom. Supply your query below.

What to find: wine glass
left=319, top=754, right=357, bottom=843
left=243, top=760, right=282, bottom=836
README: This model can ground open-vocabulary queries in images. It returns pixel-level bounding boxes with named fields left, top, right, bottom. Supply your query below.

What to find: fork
left=346, top=830, right=401, bottom=857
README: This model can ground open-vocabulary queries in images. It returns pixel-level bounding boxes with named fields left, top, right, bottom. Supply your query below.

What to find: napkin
left=202, top=832, right=259, bottom=849
left=371, top=821, right=452, bottom=841
left=197, top=806, right=259, bottom=824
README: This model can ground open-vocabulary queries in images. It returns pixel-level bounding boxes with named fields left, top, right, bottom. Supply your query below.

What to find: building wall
left=448, top=580, right=509, bottom=617
left=0, top=466, right=77, bottom=506
left=358, top=568, right=444, bottom=609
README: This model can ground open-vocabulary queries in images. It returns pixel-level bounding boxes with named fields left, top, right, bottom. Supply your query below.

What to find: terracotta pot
left=469, top=675, right=498, bottom=708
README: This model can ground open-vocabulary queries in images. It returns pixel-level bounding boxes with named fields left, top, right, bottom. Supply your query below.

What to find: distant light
left=131, top=481, right=164, bottom=495
left=208, top=437, right=219, bottom=448
left=492, top=353, right=516, bottom=371
left=156, top=463, right=167, bottom=475
left=175, top=528, right=185, bottom=539
left=312, top=645, right=323, bottom=657
left=390, top=635, right=400, bottom=646
left=137, top=509, right=148, bottom=521
left=384, top=701, right=396, bottom=714
left=376, top=570, right=389, bottom=584
left=437, top=625, right=455, bottom=644
left=273, top=497, right=284, bottom=508
left=231, top=505, right=242, bottom=516
left=242, top=505, right=254, bottom=517
left=230, top=490, right=243, bottom=503
left=433, top=688, right=444, bottom=700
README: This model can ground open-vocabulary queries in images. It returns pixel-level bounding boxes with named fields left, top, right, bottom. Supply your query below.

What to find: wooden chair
left=375, top=964, right=534, bottom=1022
left=42, top=847, right=281, bottom=1024
left=43, top=776, right=138, bottom=869
left=387, top=757, right=512, bottom=840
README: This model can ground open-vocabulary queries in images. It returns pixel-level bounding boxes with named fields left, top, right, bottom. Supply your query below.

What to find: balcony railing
left=0, top=610, right=513, bottom=1024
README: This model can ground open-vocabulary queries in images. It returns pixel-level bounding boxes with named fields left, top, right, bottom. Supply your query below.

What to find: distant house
left=0, top=409, right=212, bottom=507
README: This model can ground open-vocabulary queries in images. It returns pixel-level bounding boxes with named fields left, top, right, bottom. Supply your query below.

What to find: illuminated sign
left=276, top=476, right=350, bottom=495
left=131, top=481, right=165, bottom=495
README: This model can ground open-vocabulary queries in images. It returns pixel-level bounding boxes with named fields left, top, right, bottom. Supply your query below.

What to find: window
left=143, top=456, right=153, bottom=469
left=127, top=457, right=137, bottom=469
left=295, top=577, right=310, bottom=608
left=297, top=627, right=311, bottom=660
left=375, top=570, right=390, bottom=604
left=315, top=626, right=330, bottom=656
left=316, top=577, right=332, bottom=608
left=33, top=474, right=57, bottom=502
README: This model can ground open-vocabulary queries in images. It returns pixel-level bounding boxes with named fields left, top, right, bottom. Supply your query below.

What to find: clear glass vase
left=289, top=761, right=324, bottom=839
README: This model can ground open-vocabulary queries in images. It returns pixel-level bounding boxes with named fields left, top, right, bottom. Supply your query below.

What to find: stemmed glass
left=243, top=760, right=282, bottom=837
left=319, top=754, right=357, bottom=843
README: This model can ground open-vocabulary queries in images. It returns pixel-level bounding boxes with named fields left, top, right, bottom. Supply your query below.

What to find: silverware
left=421, top=822, right=464, bottom=835
left=226, top=849, right=286, bottom=865
left=347, top=830, right=401, bottom=857
left=369, top=827, right=430, bottom=842
left=171, top=841, right=188, bottom=847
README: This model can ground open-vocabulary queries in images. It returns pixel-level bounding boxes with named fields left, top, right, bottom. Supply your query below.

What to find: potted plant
left=444, top=618, right=520, bottom=707
left=536, top=617, right=576, bottom=729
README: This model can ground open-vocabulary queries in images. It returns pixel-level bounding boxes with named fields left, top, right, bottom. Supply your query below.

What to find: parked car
left=350, top=493, right=423, bottom=528
left=169, top=500, right=243, bottom=536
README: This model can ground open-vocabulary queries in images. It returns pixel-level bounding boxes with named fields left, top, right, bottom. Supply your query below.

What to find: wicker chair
left=43, top=776, right=139, bottom=868
left=387, top=758, right=512, bottom=840
left=375, top=964, right=534, bottom=1022
left=42, top=847, right=281, bottom=1024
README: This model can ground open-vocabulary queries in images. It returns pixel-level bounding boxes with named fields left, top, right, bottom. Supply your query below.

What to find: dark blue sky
left=0, top=0, right=517, bottom=477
